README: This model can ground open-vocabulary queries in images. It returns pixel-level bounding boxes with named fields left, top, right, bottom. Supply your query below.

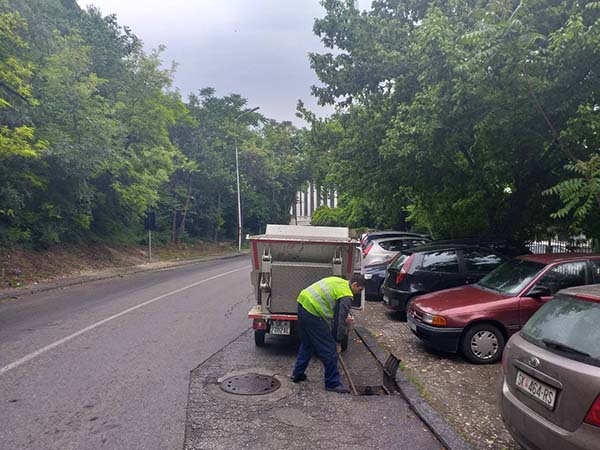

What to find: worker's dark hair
left=350, top=274, right=366, bottom=287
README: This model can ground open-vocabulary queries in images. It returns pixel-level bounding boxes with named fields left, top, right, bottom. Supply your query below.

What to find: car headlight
left=363, top=273, right=373, bottom=280
left=422, top=313, right=447, bottom=327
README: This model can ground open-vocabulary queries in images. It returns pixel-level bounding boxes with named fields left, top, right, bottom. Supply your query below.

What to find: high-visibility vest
left=297, top=276, right=353, bottom=321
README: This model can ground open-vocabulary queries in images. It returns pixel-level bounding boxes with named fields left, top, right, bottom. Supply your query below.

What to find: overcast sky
left=76, top=0, right=368, bottom=126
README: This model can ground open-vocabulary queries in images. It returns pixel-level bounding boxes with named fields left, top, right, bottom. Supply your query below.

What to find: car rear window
left=389, top=253, right=408, bottom=270
left=420, top=250, right=459, bottom=273
left=379, top=238, right=428, bottom=252
left=463, top=249, right=505, bottom=274
left=522, top=294, right=600, bottom=366
left=378, top=239, right=400, bottom=251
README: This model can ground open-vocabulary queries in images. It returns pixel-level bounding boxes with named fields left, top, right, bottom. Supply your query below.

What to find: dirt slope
left=0, top=242, right=236, bottom=289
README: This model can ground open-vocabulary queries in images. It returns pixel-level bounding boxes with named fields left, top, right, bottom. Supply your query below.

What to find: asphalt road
left=0, top=255, right=253, bottom=450
left=185, top=329, right=442, bottom=450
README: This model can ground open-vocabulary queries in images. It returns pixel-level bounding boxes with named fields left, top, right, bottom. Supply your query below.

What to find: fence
left=528, top=238, right=594, bottom=254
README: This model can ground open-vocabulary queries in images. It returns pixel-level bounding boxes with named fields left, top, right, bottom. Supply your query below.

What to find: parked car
left=407, top=253, right=600, bottom=364
left=499, top=284, right=600, bottom=450
left=362, top=236, right=430, bottom=267
left=362, top=261, right=389, bottom=300
left=381, top=244, right=508, bottom=318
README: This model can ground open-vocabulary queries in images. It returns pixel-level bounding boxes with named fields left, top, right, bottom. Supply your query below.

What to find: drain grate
left=219, top=373, right=281, bottom=395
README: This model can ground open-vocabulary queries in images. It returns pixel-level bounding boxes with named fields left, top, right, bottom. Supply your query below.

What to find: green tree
left=304, top=0, right=600, bottom=239
left=0, top=3, right=47, bottom=243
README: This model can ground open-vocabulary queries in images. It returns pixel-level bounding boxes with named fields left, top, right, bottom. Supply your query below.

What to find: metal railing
left=528, top=238, right=594, bottom=254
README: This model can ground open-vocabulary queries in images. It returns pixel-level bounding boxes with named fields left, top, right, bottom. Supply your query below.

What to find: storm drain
left=219, top=373, right=281, bottom=395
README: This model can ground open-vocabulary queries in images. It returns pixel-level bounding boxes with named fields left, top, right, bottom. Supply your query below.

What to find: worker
left=291, top=274, right=366, bottom=393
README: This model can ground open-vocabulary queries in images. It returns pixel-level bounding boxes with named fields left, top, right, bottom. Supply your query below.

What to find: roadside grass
left=400, top=362, right=431, bottom=400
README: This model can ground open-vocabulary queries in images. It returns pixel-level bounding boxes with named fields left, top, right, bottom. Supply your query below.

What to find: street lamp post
left=235, top=106, right=260, bottom=252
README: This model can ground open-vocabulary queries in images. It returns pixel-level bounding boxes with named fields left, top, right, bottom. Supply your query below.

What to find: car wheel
left=461, top=323, right=505, bottom=364
left=254, top=330, right=266, bottom=347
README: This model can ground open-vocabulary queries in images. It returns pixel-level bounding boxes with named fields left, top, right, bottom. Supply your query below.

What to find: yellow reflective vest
left=297, top=276, right=353, bottom=321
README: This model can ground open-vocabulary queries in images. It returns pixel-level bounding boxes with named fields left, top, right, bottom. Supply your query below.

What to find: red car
left=407, top=253, right=600, bottom=364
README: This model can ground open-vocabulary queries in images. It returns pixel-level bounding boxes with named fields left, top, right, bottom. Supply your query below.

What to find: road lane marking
left=0, top=265, right=251, bottom=376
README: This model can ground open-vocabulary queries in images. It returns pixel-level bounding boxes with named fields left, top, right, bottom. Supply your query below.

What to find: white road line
left=0, top=265, right=251, bottom=376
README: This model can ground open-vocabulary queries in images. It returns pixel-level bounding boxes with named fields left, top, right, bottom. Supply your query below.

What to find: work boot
left=325, top=384, right=350, bottom=394
left=291, top=373, right=307, bottom=383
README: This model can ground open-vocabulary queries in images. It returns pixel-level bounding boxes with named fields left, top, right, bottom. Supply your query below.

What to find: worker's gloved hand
left=336, top=343, right=342, bottom=353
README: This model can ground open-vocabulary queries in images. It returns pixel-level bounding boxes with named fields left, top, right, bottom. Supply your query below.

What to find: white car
left=362, top=236, right=429, bottom=267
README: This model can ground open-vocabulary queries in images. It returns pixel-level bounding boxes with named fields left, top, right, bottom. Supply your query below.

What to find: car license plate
left=383, top=295, right=389, bottom=305
left=515, top=370, right=556, bottom=409
left=407, top=316, right=417, bottom=332
left=270, top=320, right=290, bottom=335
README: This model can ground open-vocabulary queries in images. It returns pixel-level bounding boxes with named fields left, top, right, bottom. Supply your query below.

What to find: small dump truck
left=248, top=224, right=363, bottom=349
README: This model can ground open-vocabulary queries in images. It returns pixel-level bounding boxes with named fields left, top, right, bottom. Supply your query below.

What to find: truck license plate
left=515, top=370, right=556, bottom=409
left=270, top=320, right=290, bottom=335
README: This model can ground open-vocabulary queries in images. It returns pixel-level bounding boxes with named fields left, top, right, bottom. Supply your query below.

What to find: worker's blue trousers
left=292, top=303, right=341, bottom=389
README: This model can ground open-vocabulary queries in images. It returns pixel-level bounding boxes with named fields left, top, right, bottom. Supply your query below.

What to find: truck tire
left=341, top=333, right=349, bottom=352
left=254, top=330, right=266, bottom=347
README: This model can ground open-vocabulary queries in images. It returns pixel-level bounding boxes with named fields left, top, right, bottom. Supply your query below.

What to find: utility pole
left=234, top=106, right=260, bottom=252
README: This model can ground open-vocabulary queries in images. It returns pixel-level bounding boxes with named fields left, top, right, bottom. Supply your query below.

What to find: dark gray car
left=499, top=284, right=600, bottom=450
left=381, top=243, right=508, bottom=318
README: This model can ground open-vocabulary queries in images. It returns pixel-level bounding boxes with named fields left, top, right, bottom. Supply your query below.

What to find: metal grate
left=269, top=263, right=334, bottom=313
left=219, top=373, right=281, bottom=395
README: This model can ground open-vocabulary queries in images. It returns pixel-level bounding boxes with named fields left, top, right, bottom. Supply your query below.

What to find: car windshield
left=522, top=295, right=600, bottom=366
left=477, top=258, right=545, bottom=295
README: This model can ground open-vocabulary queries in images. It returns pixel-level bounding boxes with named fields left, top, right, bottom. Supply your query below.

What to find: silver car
left=361, top=236, right=429, bottom=267
left=499, top=284, right=600, bottom=450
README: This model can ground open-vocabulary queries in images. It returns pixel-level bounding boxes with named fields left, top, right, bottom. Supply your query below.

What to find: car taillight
left=252, top=319, right=267, bottom=330
left=395, top=254, right=414, bottom=284
left=363, top=243, right=374, bottom=256
left=395, top=272, right=405, bottom=284
left=585, top=394, right=600, bottom=427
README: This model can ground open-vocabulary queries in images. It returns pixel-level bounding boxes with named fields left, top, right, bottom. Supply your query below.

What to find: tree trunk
left=176, top=174, right=193, bottom=243
left=171, top=209, right=177, bottom=244
left=316, top=186, right=321, bottom=209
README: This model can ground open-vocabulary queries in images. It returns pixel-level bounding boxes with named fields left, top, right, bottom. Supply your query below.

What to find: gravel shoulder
left=354, top=301, right=518, bottom=450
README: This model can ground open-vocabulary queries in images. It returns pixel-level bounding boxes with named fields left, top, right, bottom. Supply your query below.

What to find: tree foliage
left=302, top=0, right=600, bottom=239
left=0, top=1, right=305, bottom=247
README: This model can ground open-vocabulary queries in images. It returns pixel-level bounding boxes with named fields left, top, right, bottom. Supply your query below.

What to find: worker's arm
left=331, top=296, right=352, bottom=342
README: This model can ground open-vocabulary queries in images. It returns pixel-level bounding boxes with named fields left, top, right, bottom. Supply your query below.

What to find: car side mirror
left=528, top=286, right=551, bottom=299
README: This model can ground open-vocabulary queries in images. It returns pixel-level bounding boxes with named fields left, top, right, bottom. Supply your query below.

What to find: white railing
left=528, top=237, right=594, bottom=254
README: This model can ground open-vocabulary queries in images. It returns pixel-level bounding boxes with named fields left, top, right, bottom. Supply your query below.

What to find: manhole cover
left=219, top=373, right=281, bottom=395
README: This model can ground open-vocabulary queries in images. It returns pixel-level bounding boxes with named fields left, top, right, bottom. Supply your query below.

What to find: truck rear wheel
left=254, top=330, right=266, bottom=347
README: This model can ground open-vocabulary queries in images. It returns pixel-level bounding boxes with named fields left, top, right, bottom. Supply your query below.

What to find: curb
left=0, top=251, right=250, bottom=301
left=355, top=325, right=474, bottom=450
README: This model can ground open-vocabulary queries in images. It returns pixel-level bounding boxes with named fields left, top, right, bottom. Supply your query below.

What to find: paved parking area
left=185, top=329, right=443, bottom=450
left=354, top=302, right=518, bottom=450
